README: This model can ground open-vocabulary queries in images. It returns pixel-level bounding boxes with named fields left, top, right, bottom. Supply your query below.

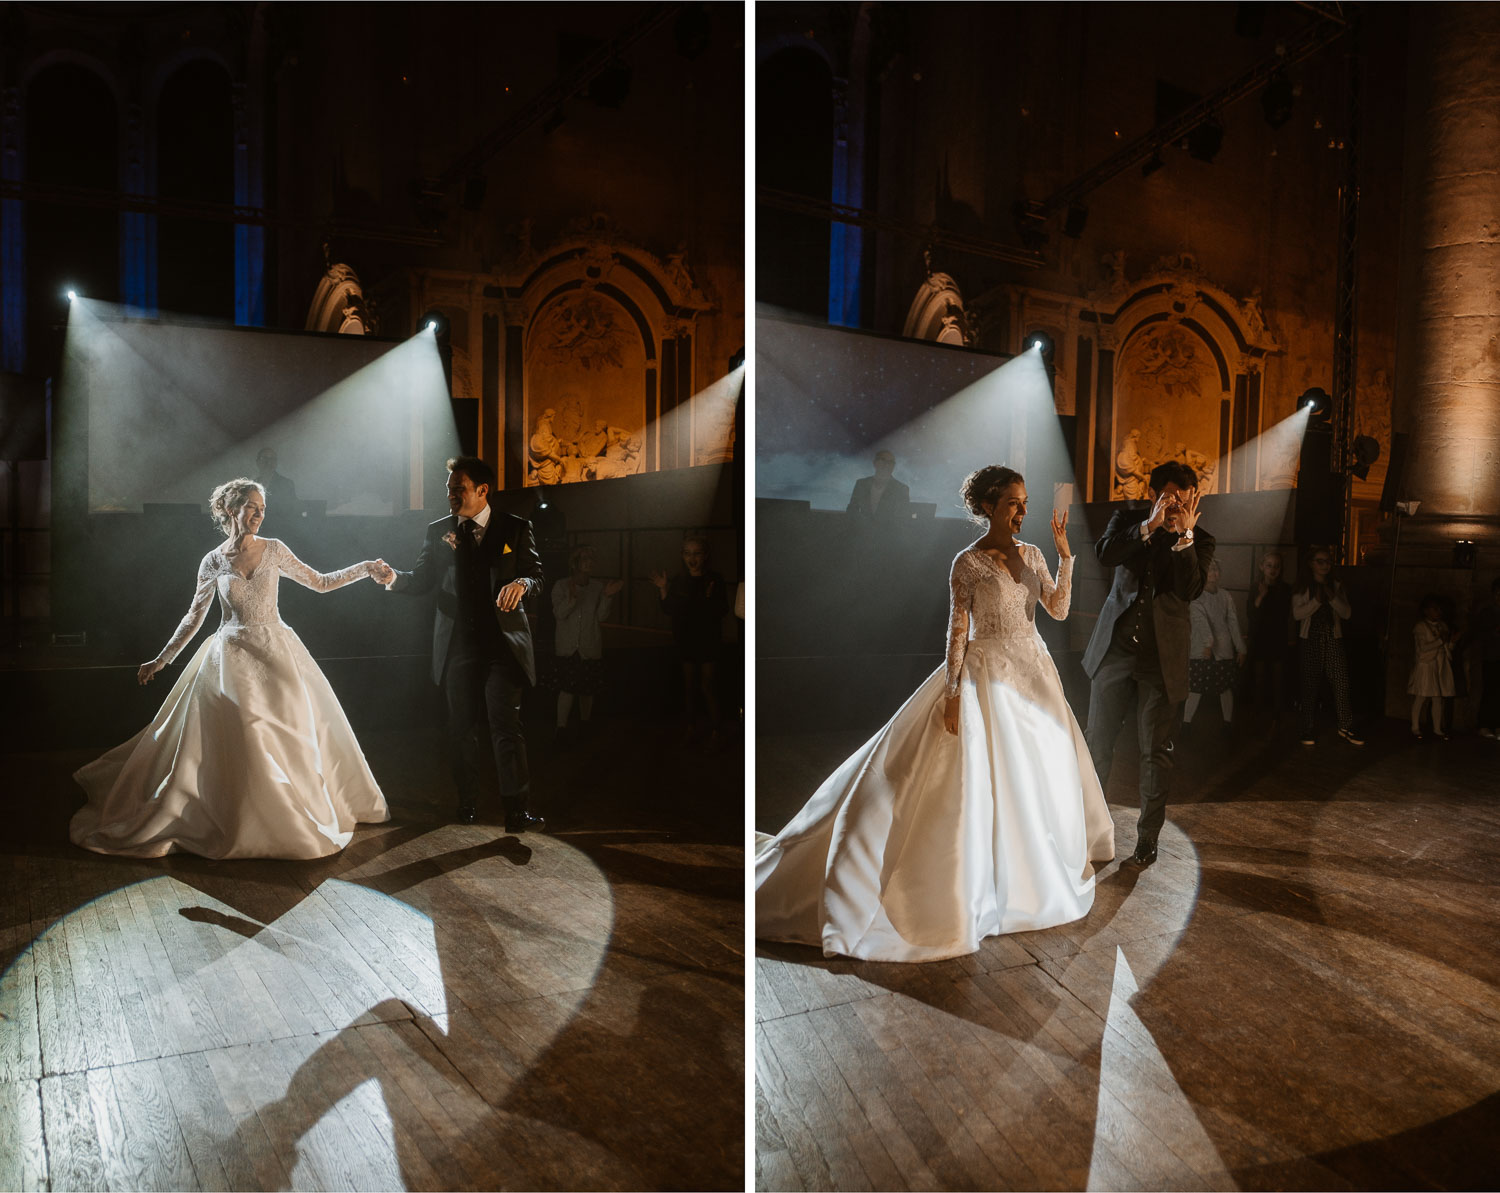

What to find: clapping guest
left=1408, top=595, right=1455, bottom=740
left=1245, top=550, right=1292, bottom=726
left=651, top=533, right=728, bottom=744
left=1291, top=547, right=1363, bottom=747
left=1183, top=559, right=1245, bottom=736
left=552, top=545, right=624, bottom=741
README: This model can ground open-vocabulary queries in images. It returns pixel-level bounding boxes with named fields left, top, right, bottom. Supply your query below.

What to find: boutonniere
left=442, top=531, right=458, bottom=551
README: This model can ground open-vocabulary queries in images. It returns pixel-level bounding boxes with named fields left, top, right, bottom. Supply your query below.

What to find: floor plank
left=756, top=722, right=1500, bottom=1190
left=3, top=716, right=743, bottom=1191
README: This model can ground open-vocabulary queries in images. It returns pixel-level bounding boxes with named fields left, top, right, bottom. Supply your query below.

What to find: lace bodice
left=944, top=542, right=1073, bottom=697
left=156, top=539, right=376, bottom=664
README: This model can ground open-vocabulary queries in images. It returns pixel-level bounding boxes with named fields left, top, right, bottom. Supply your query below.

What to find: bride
left=756, top=465, right=1115, bottom=961
left=71, top=478, right=392, bottom=860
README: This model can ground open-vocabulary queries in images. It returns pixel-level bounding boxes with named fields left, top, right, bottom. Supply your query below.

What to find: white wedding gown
left=72, top=539, right=390, bottom=860
left=756, top=542, right=1115, bottom=961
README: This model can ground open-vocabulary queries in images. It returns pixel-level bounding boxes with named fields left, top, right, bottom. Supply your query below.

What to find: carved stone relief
left=1112, top=319, right=1225, bottom=499
left=525, top=290, right=647, bottom=486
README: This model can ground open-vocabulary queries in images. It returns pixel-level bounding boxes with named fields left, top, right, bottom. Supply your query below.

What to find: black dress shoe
left=1125, top=840, right=1158, bottom=867
left=456, top=805, right=477, bottom=825
left=504, top=810, right=546, bottom=834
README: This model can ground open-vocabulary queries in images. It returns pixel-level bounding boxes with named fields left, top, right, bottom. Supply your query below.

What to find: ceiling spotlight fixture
left=1296, top=386, right=1331, bottom=419
left=1350, top=435, right=1381, bottom=480
left=1024, top=330, right=1055, bottom=357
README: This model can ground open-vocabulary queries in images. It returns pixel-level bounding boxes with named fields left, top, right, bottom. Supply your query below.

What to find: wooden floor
left=0, top=721, right=745, bottom=1192
left=755, top=718, right=1500, bottom=1191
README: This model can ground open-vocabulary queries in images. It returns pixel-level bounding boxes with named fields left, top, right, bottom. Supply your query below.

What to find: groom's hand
left=496, top=580, right=528, bottom=612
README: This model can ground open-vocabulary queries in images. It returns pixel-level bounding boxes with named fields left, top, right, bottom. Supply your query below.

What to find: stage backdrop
left=756, top=311, right=1079, bottom=516
left=64, top=305, right=455, bottom=516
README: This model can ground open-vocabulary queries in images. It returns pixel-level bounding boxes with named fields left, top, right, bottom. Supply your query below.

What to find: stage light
left=1262, top=72, right=1295, bottom=129
left=1186, top=119, right=1224, bottom=163
left=419, top=310, right=449, bottom=338
left=1024, top=330, right=1054, bottom=357
left=1350, top=434, right=1381, bottom=480
left=1296, top=386, right=1331, bottom=419
left=426, top=322, right=437, bottom=332
left=66, top=289, right=77, bottom=302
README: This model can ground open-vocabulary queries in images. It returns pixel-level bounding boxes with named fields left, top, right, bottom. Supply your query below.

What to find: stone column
left=1394, top=3, right=1500, bottom=550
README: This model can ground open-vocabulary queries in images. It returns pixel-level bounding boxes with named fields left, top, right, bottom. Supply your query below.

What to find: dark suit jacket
left=1081, top=507, right=1216, bottom=704
left=847, top=476, right=912, bottom=522
left=391, top=510, right=544, bottom=686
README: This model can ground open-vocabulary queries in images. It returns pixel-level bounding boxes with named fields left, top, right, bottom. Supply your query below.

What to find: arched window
left=25, top=63, right=117, bottom=369
left=757, top=48, right=833, bottom=320
left=157, top=59, right=234, bottom=319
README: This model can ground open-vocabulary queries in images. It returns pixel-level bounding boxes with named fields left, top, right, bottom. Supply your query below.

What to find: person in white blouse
left=551, top=545, right=624, bottom=739
left=1184, top=559, right=1246, bottom=734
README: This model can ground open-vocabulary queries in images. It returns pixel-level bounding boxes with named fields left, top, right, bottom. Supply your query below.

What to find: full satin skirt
left=72, top=623, right=390, bottom=860
left=756, top=634, right=1115, bottom=961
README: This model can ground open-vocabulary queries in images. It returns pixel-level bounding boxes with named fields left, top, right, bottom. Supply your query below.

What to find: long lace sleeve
left=273, top=540, right=375, bottom=592
left=1028, top=544, right=1073, bottom=621
left=943, top=555, right=974, bottom=698
left=157, top=553, right=218, bottom=664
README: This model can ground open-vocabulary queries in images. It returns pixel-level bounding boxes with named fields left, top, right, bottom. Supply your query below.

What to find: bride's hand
left=138, top=659, right=165, bottom=685
left=1050, top=510, right=1071, bottom=558
left=943, top=695, right=960, bottom=735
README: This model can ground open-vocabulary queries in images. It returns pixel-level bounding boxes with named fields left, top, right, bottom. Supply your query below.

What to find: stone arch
left=19, top=49, right=121, bottom=100
left=1103, top=269, right=1278, bottom=496
left=511, top=233, right=710, bottom=485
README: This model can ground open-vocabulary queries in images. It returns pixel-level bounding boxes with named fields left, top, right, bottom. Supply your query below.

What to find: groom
left=1081, top=460, right=1214, bottom=866
left=377, top=455, right=545, bottom=830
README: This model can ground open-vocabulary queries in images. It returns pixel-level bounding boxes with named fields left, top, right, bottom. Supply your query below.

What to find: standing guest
left=846, top=450, right=912, bottom=525
left=1184, top=559, right=1245, bottom=735
left=1291, top=547, right=1364, bottom=747
left=651, top=533, right=728, bottom=743
left=1082, top=461, right=1215, bottom=867
left=377, top=456, right=546, bottom=830
left=1409, top=595, right=1456, bottom=740
left=551, top=545, right=623, bottom=740
left=1459, top=578, right=1500, bottom=739
left=1245, top=549, right=1293, bottom=725
left=255, top=447, right=298, bottom=504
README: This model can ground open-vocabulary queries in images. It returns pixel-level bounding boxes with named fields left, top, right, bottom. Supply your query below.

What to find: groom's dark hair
left=446, top=454, right=496, bottom=491
left=1149, top=460, right=1197, bottom=493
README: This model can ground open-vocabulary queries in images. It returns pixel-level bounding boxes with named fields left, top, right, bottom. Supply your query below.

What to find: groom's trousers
left=443, top=635, right=531, bottom=814
left=1085, top=637, right=1176, bottom=844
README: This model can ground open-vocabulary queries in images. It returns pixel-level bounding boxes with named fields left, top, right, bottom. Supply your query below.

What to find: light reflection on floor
left=2, top=835, right=616, bottom=1192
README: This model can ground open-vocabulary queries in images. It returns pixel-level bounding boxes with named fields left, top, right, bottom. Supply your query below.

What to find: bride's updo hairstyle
left=960, top=465, right=1024, bottom=523
left=209, top=478, right=265, bottom=534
